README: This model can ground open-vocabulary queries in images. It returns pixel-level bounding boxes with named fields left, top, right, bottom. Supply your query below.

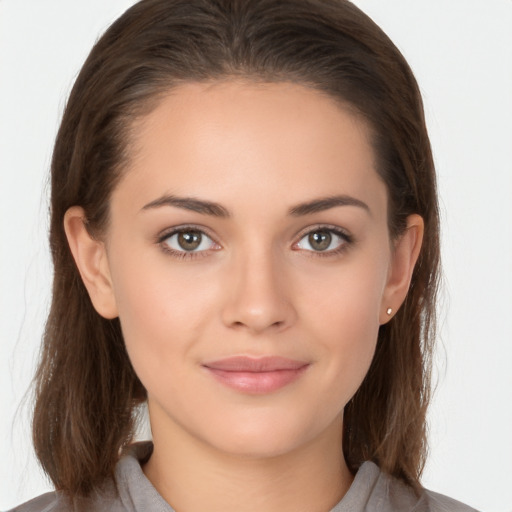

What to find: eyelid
left=293, top=223, right=353, bottom=242
left=292, top=224, right=354, bottom=253
left=155, top=223, right=353, bottom=259
left=156, top=224, right=222, bottom=256
left=157, top=224, right=218, bottom=242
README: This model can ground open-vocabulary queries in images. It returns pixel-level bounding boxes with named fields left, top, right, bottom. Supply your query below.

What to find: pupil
left=178, top=231, right=202, bottom=251
left=309, top=231, right=331, bottom=251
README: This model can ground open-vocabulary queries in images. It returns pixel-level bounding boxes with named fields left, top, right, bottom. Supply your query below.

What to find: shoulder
left=7, top=442, right=163, bottom=512
left=375, top=465, right=479, bottom=512
left=420, top=489, right=480, bottom=512
left=7, top=492, right=66, bottom=512
left=7, top=487, right=123, bottom=512
left=339, top=461, right=479, bottom=512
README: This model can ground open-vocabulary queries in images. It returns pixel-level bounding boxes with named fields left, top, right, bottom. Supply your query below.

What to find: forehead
left=115, top=80, right=385, bottom=215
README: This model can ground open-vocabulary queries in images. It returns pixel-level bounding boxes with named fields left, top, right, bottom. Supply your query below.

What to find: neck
left=143, top=408, right=353, bottom=512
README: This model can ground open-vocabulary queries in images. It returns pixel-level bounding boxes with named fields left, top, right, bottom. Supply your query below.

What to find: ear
left=63, top=206, right=118, bottom=319
left=379, top=214, right=424, bottom=324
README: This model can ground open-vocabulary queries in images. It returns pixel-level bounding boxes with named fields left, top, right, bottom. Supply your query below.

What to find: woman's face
left=74, top=81, right=420, bottom=458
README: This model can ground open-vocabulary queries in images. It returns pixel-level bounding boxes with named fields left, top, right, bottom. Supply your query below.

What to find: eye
left=294, top=228, right=350, bottom=253
left=161, top=228, right=218, bottom=253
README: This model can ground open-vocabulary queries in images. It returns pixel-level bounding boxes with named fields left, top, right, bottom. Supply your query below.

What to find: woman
left=11, top=0, right=477, bottom=510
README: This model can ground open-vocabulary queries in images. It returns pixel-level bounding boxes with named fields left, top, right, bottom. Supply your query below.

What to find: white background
left=1, top=1, right=511, bottom=510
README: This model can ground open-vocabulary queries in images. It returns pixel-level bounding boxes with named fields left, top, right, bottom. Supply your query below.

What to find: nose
left=221, top=249, right=297, bottom=335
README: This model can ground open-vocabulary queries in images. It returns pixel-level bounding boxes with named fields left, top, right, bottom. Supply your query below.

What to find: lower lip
left=205, top=366, right=309, bottom=394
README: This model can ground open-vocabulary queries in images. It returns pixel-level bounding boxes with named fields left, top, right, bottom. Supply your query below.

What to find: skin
left=65, top=81, right=423, bottom=512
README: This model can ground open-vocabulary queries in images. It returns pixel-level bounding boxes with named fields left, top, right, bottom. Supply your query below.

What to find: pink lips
left=203, top=356, right=309, bottom=394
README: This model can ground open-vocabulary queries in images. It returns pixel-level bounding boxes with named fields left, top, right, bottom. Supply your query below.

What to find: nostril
left=229, top=319, right=285, bottom=332
left=221, top=283, right=297, bottom=333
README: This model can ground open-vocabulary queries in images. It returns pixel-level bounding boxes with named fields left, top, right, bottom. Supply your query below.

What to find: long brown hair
left=33, top=0, right=440, bottom=498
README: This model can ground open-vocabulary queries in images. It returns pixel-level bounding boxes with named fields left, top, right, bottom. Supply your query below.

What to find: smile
left=202, top=356, right=310, bottom=394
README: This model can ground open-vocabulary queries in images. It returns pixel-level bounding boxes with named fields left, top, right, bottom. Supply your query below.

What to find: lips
left=203, top=356, right=309, bottom=394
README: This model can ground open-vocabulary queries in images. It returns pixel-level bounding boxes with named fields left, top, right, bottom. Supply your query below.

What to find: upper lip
left=203, top=356, right=309, bottom=372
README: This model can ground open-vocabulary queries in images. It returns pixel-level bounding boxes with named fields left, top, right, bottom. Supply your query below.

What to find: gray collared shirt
left=9, top=442, right=479, bottom=512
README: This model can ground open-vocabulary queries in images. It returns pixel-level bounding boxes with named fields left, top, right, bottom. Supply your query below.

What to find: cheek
left=108, top=251, right=220, bottom=376
left=302, top=250, right=387, bottom=333
left=299, top=254, right=388, bottom=392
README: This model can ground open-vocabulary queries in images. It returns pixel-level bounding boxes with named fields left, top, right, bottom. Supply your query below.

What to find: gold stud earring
left=386, top=307, right=393, bottom=315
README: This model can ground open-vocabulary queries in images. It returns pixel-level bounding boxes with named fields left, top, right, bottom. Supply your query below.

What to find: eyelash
left=292, top=224, right=354, bottom=258
left=156, top=224, right=354, bottom=260
left=157, top=224, right=219, bottom=260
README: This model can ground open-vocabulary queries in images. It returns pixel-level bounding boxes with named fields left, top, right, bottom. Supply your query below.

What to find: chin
left=200, top=409, right=339, bottom=460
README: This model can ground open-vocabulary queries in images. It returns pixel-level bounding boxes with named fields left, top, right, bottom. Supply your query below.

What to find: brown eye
left=162, top=228, right=217, bottom=253
left=308, top=231, right=332, bottom=251
left=177, top=230, right=202, bottom=251
left=295, top=228, right=349, bottom=253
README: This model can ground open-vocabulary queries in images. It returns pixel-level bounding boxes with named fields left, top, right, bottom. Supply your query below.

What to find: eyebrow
left=288, top=195, right=371, bottom=216
left=141, top=194, right=230, bottom=217
left=141, top=193, right=370, bottom=218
